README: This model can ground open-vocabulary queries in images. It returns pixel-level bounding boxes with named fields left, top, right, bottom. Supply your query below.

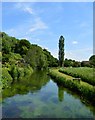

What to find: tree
left=59, top=36, right=65, bottom=67
left=81, top=61, right=90, bottom=67
left=14, top=39, right=31, bottom=56
left=43, top=49, right=58, bottom=67
left=64, top=58, right=73, bottom=67
left=24, top=45, right=48, bottom=70
left=89, top=55, right=95, bottom=67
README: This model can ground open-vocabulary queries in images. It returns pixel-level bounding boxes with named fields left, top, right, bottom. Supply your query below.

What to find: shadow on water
left=2, top=70, right=50, bottom=99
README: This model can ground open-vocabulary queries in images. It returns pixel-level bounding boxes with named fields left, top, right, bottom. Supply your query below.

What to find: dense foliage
left=59, top=36, right=64, bottom=67
left=24, top=45, right=48, bottom=70
left=64, top=58, right=94, bottom=68
left=1, top=32, right=58, bottom=88
left=43, top=49, right=58, bottom=67
left=64, top=58, right=81, bottom=67
left=89, top=55, right=95, bottom=67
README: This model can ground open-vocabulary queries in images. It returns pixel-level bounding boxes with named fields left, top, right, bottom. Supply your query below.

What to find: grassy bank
left=59, top=67, right=95, bottom=86
left=49, top=68, right=95, bottom=105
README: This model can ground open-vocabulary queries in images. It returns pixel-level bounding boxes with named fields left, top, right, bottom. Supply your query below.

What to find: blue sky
left=2, top=2, right=93, bottom=61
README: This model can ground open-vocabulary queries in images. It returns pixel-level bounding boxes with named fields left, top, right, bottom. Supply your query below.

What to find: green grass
left=49, top=68, right=95, bottom=105
left=59, top=67, right=95, bottom=86
left=50, top=68, right=74, bottom=80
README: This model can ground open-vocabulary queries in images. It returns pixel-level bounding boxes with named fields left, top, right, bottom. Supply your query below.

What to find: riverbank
left=49, top=68, right=95, bottom=105
left=59, top=67, right=95, bottom=86
left=2, top=70, right=95, bottom=118
left=1, top=65, right=33, bottom=89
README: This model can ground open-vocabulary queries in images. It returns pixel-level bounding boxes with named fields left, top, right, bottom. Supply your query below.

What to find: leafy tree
left=59, top=36, right=65, bottom=67
left=15, top=39, right=31, bottom=56
left=64, top=58, right=73, bottom=67
left=20, top=39, right=31, bottom=48
left=73, top=61, right=81, bottom=67
left=2, top=38, right=11, bottom=54
left=81, top=61, right=90, bottom=67
left=89, top=55, right=95, bottom=67
left=25, top=45, right=48, bottom=70
left=1, top=32, right=18, bottom=54
left=64, top=58, right=81, bottom=67
left=43, top=49, right=58, bottom=67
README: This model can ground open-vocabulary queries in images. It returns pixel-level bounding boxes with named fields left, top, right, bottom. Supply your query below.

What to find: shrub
left=9, top=65, right=18, bottom=81
left=2, top=68, right=13, bottom=88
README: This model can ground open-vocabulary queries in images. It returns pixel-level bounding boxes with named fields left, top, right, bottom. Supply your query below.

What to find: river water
left=2, top=71, right=95, bottom=118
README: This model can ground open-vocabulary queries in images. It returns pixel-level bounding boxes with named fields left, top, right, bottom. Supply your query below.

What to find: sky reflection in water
left=2, top=71, right=95, bottom=118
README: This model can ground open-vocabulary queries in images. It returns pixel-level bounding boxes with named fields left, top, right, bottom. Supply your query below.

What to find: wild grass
left=59, top=67, right=95, bottom=86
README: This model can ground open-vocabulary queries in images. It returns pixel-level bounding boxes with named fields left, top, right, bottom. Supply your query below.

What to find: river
left=2, top=71, right=95, bottom=118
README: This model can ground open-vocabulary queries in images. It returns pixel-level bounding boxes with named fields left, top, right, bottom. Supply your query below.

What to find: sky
left=2, top=2, right=93, bottom=61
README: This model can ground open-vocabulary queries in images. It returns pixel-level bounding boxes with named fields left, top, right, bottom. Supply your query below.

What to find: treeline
left=64, top=56, right=95, bottom=67
left=1, top=32, right=58, bottom=88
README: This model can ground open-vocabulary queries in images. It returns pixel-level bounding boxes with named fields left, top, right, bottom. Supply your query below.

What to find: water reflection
left=57, top=84, right=64, bottom=102
left=2, top=71, right=95, bottom=118
left=55, top=82, right=95, bottom=117
left=2, top=70, right=50, bottom=99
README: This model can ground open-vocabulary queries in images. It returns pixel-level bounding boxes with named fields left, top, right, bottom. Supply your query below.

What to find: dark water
left=2, top=71, right=95, bottom=118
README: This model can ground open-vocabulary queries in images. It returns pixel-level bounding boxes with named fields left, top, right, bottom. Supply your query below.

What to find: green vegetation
left=1, top=31, right=95, bottom=106
left=24, top=45, right=48, bottom=70
left=59, top=36, right=65, bottom=67
left=2, top=71, right=49, bottom=98
left=64, top=58, right=81, bottom=67
left=43, top=49, right=58, bottom=67
left=1, top=32, right=58, bottom=89
left=2, top=68, right=13, bottom=88
left=59, top=67, right=95, bottom=86
left=89, top=55, right=95, bottom=67
left=49, top=68, right=95, bottom=105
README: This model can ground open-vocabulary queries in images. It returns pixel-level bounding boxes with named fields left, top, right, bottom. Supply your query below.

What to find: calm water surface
left=2, top=71, right=95, bottom=118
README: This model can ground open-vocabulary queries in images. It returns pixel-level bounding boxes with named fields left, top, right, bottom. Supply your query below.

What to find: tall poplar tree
left=59, top=36, right=65, bottom=67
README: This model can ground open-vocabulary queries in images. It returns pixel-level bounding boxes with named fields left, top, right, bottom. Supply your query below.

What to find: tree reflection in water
left=2, top=70, right=50, bottom=99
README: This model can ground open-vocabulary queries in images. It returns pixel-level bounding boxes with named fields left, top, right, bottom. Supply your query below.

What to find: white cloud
left=65, top=48, right=93, bottom=61
left=5, top=3, right=48, bottom=37
left=14, top=3, right=48, bottom=33
left=15, top=3, right=34, bottom=15
left=24, top=7, right=34, bottom=15
left=72, top=41, right=78, bottom=44
left=29, top=17, right=48, bottom=32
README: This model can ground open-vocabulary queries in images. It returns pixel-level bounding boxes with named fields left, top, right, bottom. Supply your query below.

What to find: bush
left=1, top=68, right=13, bottom=88
left=24, top=65, right=33, bottom=76
left=9, top=64, right=33, bottom=81
left=17, top=67, right=24, bottom=80
left=9, top=65, right=18, bottom=81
